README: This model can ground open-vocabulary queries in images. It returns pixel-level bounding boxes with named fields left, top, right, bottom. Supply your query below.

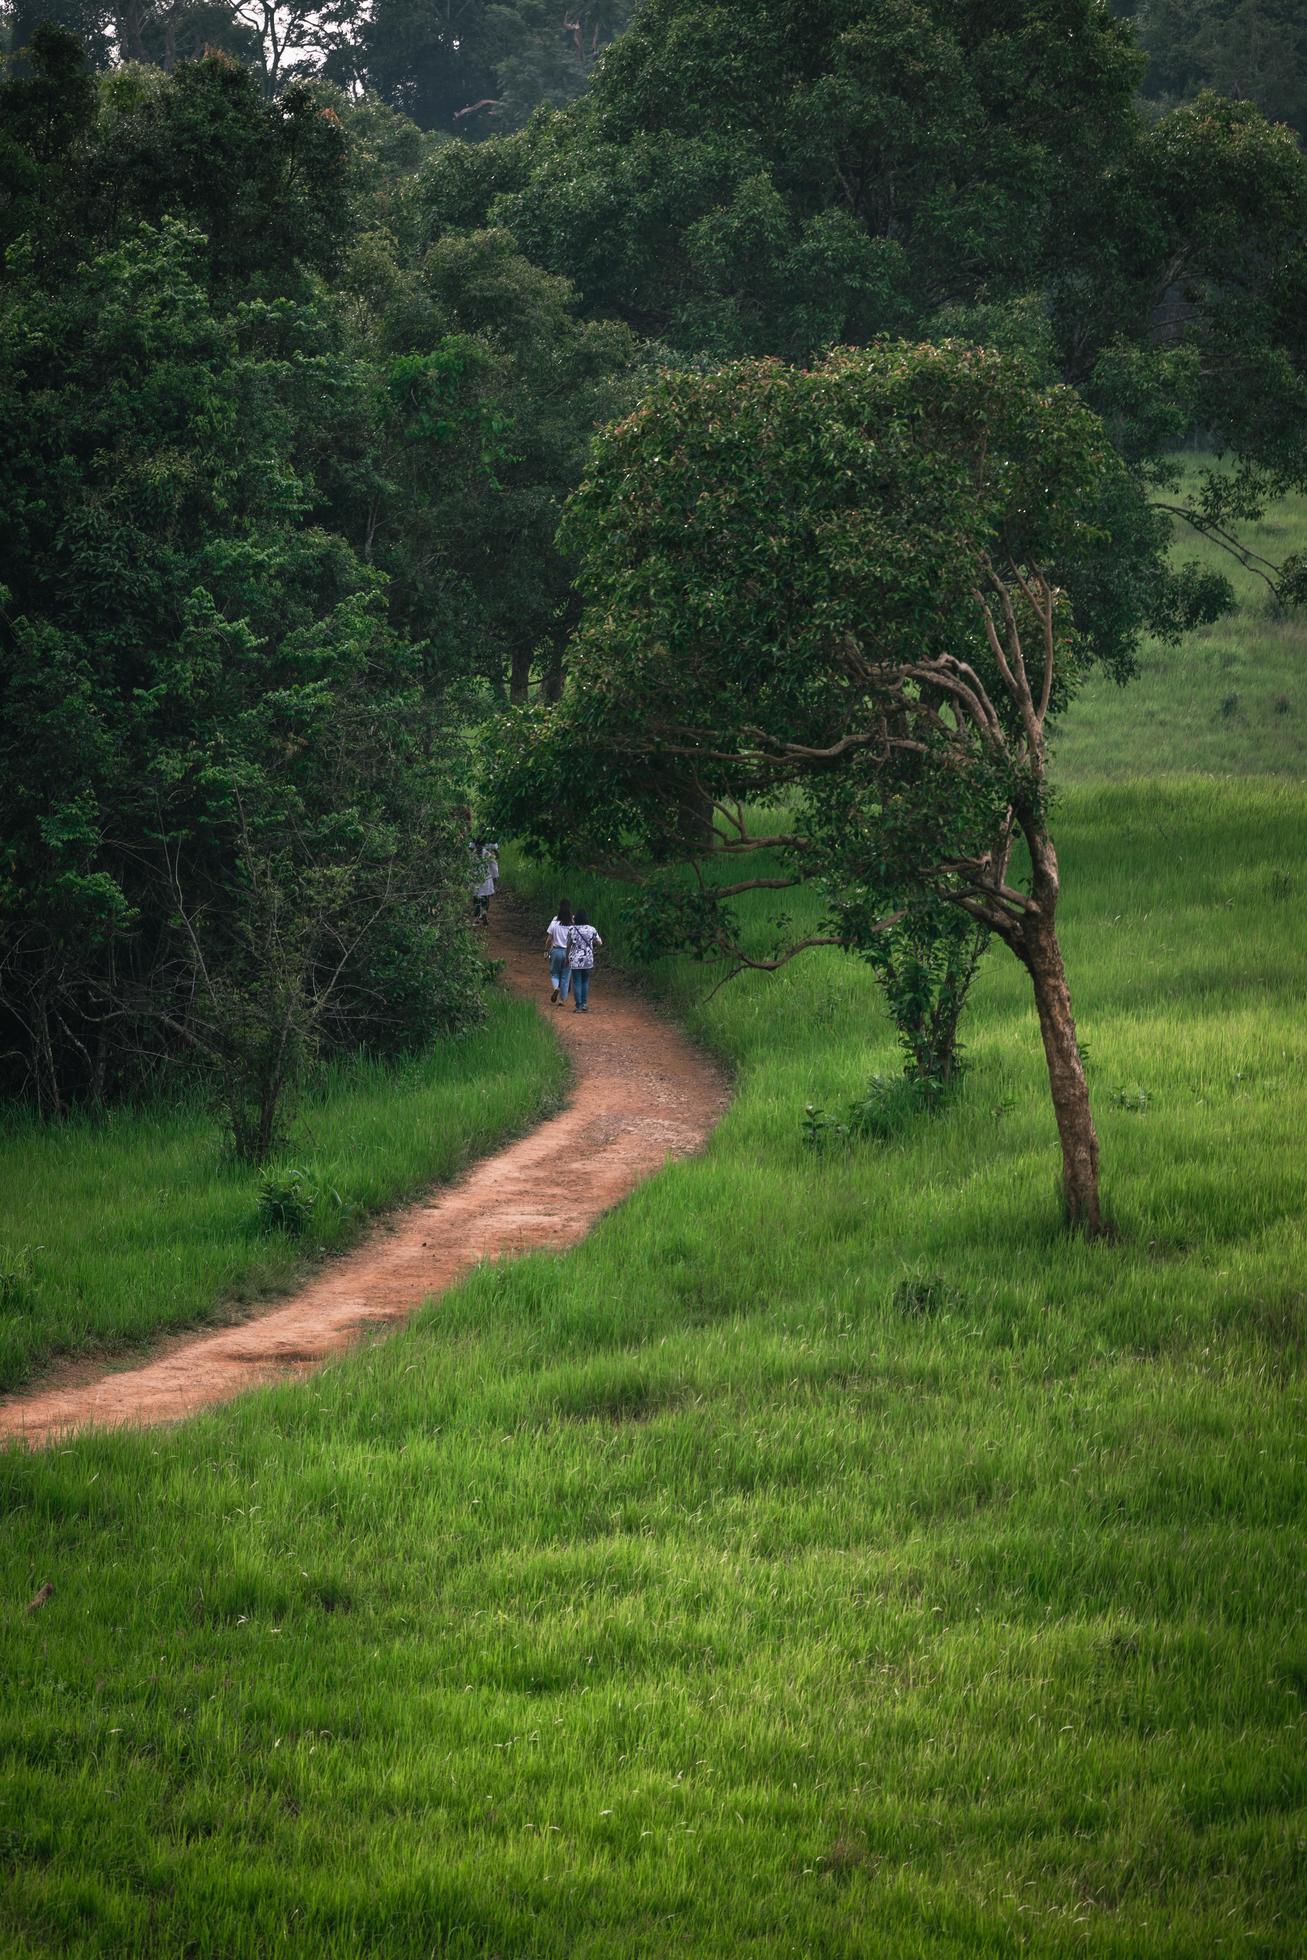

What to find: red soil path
left=0, top=895, right=728, bottom=1449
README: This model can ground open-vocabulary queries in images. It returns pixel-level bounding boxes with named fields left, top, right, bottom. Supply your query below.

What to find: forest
left=1, top=3, right=1305, bottom=1954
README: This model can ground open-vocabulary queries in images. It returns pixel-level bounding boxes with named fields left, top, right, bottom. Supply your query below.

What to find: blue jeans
left=549, top=948, right=571, bottom=999
left=570, top=968, right=591, bottom=1010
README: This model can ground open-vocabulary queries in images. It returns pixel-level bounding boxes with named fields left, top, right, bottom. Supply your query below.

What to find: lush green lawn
left=1058, top=474, right=1307, bottom=778
left=2, top=767, right=1303, bottom=1954
left=2, top=479, right=1305, bottom=1953
left=0, top=994, right=567, bottom=1392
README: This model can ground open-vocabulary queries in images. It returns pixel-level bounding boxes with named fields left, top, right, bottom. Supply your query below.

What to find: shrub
left=257, top=1166, right=322, bottom=1238
left=803, top=1073, right=950, bottom=1151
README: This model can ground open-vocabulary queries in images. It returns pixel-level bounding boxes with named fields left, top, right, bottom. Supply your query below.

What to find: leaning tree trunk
left=1022, top=918, right=1103, bottom=1234
left=1016, top=820, right=1105, bottom=1235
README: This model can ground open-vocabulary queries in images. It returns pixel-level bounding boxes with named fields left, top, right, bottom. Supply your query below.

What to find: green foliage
left=442, top=0, right=1131, bottom=355
left=802, top=1072, right=948, bottom=1152
left=2, top=778, right=1303, bottom=1952
left=0, top=1240, right=37, bottom=1312
left=330, top=0, right=636, bottom=135
left=492, top=341, right=1153, bottom=909
left=890, top=1269, right=963, bottom=1317
left=324, top=222, right=640, bottom=694
left=424, top=0, right=1307, bottom=596
left=0, top=48, right=493, bottom=1126
left=256, top=1162, right=341, bottom=1236
left=1123, top=0, right=1307, bottom=139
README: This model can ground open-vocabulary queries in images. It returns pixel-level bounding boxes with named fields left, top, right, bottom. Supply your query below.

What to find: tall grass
left=0, top=993, right=567, bottom=1391
left=1, top=771, right=1303, bottom=1955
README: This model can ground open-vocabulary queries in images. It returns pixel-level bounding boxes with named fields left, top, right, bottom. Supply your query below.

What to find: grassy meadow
left=1058, top=476, right=1307, bottom=778
left=1, top=489, right=1305, bottom=1955
left=0, top=994, right=567, bottom=1392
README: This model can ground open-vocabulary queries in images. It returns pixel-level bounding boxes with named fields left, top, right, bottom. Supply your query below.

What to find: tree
left=0, top=54, right=486, bottom=1137
left=307, top=221, right=641, bottom=701
left=487, top=344, right=1200, bottom=1234
left=1120, top=0, right=1307, bottom=141
left=329, top=0, right=635, bottom=134
left=422, top=0, right=1307, bottom=597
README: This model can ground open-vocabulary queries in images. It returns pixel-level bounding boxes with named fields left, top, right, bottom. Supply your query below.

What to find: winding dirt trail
left=0, top=895, right=728, bottom=1449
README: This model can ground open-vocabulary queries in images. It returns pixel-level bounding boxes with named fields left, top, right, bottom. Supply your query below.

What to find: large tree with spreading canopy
left=488, top=341, right=1200, bottom=1234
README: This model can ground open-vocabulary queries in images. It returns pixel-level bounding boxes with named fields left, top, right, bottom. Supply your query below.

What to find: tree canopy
left=487, top=341, right=1217, bottom=1231
left=0, top=31, right=637, bottom=1137
left=423, top=0, right=1307, bottom=596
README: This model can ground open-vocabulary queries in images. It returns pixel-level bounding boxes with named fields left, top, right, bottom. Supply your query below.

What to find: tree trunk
left=115, top=2, right=148, bottom=63
left=1021, top=914, right=1104, bottom=1235
left=509, top=646, right=533, bottom=706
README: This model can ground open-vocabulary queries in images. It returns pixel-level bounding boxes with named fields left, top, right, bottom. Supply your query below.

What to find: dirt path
left=0, top=896, right=728, bottom=1449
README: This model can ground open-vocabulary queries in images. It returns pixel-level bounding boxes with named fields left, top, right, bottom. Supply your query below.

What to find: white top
left=546, top=916, right=571, bottom=950
left=473, top=845, right=499, bottom=900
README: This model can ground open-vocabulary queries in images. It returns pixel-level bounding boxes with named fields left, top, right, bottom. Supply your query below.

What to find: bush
left=802, top=1073, right=950, bottom=1151
left=257, top=1166, right=330, bottom=1238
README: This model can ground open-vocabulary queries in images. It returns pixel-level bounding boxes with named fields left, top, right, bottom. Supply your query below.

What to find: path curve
left=0, top=895, right=729, bottom=1449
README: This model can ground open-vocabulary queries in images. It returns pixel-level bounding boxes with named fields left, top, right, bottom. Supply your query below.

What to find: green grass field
left=1, top=485, right=1305, bottom=1955
left=1057, top=477, right=1307, bottom=778
left=0, top=994, right=567, bottom=1392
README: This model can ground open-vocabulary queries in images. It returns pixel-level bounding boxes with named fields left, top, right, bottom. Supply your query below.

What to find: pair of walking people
left=545, top=902, right=602, bottom=1013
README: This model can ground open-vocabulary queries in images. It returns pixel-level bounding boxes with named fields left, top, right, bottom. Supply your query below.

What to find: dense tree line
left=0, top=1, right=639, bottom=128
left=1117, top=0, right=1307, bottom=141
left=4, top=0, right=1303, bottom=141
left=0, top=31, right=635, bottom=1143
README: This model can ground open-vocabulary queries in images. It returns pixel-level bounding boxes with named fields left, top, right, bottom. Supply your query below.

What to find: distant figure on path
left=567, top=910, right=603, bottom=1013
left=472, top=837, right=499, bottom=926
left=545, top=900, right=573, bottom=1005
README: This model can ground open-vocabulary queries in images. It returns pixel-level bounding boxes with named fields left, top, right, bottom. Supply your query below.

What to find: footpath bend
left=0, top=895, right=729, bottom=1449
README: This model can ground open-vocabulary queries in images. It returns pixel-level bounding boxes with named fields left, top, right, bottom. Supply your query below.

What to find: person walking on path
left=567, top=910, right=602, bottom=1013
left=545, top=900, right=574, bottom=1005
left=471, top=837, right=499, bottom=926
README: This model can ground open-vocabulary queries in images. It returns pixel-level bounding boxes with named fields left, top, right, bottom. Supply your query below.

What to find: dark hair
left=575, top=909, right=589, bottom=926
left=556, top=900, right=573, bottom=925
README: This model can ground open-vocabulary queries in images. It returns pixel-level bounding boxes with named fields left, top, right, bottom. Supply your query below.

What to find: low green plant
left=891, top=1270, right=962, bottom=1317
left=803, top=1072, right=949, bottom=1151
left=0, top=1243, right=36, bottom=1311
left=256, top=1165, right=325, bottom=1238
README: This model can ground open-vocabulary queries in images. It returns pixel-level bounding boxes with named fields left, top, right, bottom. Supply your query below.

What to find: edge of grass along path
left=0, top=990, right=568, bottom=1395
left=2, top=776, right=1291, bottom=1953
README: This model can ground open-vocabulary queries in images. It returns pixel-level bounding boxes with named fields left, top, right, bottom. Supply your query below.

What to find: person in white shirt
left=471, top=838, right=499, bottom=924
left=544, top=900, right=573, bottom=1004
left=566, top=910, right=603, bottom=1013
